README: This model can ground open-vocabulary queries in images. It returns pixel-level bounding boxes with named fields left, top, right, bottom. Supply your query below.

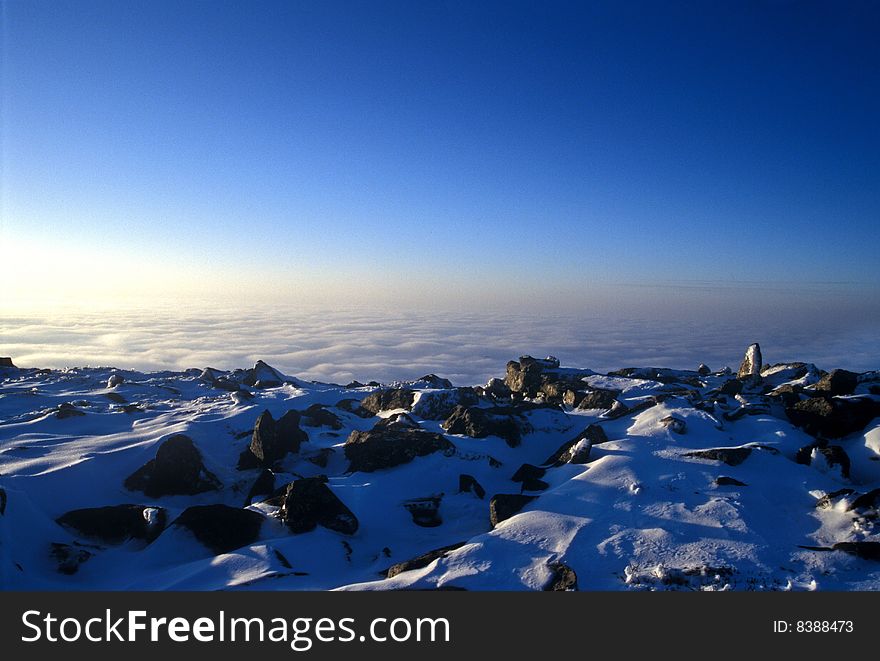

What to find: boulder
left=814, top=445, right=851, bottom=479
left=814, top=369, right=859, bottom=396
left=442, top=405, right=527, bottom=447
left=684, top=447, right=752, bottom=466
left=384, top=542, right=466, bottom=578
left=279, top=477, right=359, bottom=535
left=360, top=389, right=416, bottom=414
left=336, top=398, right=373, bottom=418
left=125, top=435, right=221, bottom=497
left=244, top=469, right=275, bottom=506
left=489, top=494, right=536, bottom=528
left=482, top=378, right=512, bottom=400
left=55, top=402, right=85, bottom=419
left=660, top=415, right=687, bottom=434
left=511, top=464, right=546, bottom=483
left=372, top=412, right=421, bottom=429
left=240, top=409, right=307, bottom=468
left=403, top=496, right=442, bottom=527
left=543, top=424, right=608, bottom=466
left=57, top=505, right=167, bottom=545
left=344, top=428, right=455, bottom=473
left=832, top=542, right=880, bottom=561
left=786, top=396, right=880, bottom=439
left=504, top=356, right=551, bottom=397
left=301, top=404, right=344, bottom=430
left=104, top=392, right=127, bottom=404
left=174, top=505, right=264, bottom=554
left=0, top=357, right=17, bottom=368
left=715, top=476, right=748, bottom=487
left=719, top=379, right=744, bottom=396
left=107, top=373, right=124, bottom=388
left=737, top=343, right=762, bottom=380
left=50, top=542, right=93, bottom=575
left=458, top=474, right=485, bottom=499
left=697, top=364, right=711, bottom=376
left=544, top=562, right=578, bottom=591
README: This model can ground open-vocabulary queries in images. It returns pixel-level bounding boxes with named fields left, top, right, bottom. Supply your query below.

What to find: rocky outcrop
left=239, top=410, right=307, bottom=468
left=442, top=405, right=529, bottom=447
left=458, top=474, right=485, bottom=499
left=335, top=398, right=373, bottom=418
left=786, top=396, right=880, bottom=439
left=107, top=373, right=124, bottom=388
left=813, top=369, right=859, bottom=396
left=360, top=389, right=416, bottom=415
left=504, top=356, right=557, bottom=396
left=660, top=415, right=687, bottom=434
left=737, top=343, right=762, bottom=381
left=174, top=505, right=264, bottom=554
left=411, top=388, right=480, bottom=420
left=344, top=428, right=455, bottom=472
left=543, top=424, right=607, bottom=466
left=489, top=494, right=536, bottom=528
left=511, top=464, right=548, bottom=491
left=279, top=477, right=359, bottom=535
left=576, top=388, right=621, bottom=411
left=0, top=357, right=17, bottom=368
left=301, top=404, right=344, bottom=430
left=684, top=446, right=753, bottom=466
left=125, top=435, right=221, bottom=497
left=55, top=402, right=85, bottom=419
left=57, top=504, right=167, bottom=545
left=544, top=562, right=578, bottom=591
left=384, top=542, right=466, bottom=578
left=403, top=495, right=442, bottom=527
left=414, top=374, right=454, bottom=389
left=242, top=360, right=286, bottom=388
left=50, top=542, right=93, bottom=575
left=244, top=469, right=276, bottom=505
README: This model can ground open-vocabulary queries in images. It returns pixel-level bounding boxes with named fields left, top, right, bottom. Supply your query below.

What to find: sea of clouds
left=2, top=299, right=878, bottom=385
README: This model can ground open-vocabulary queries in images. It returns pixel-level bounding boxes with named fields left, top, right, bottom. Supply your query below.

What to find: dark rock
left=50, top=542, right=93, bottom=575
left=245, top=469, right=275, bottom=506
left=849, top=488, right=880, bottom=511
left=416, top=374, right=454, bottom=389
left=786, top=396, right=880, bottom=439
left=488, top=456, right=503, bottom=468
left=576, top=388, right=621, bottom=411
left=384, top=542, right=466, bottom=578
left=360, top=389, right=416, bottom=415
left=125, top=435, right=221, bottom=497
left=0, top=487, right=5, bottom=515
left=55, top=402, right=85, bottom=419
left=307, top=448, right=336, bottom=468
left=543, top=425, right=608, bottom=467
left=241, top=410, right=307, bottom=468
left=737, top=343, right=762, bottom=380
left=489, top=494, right=536, bottom=528
left=174, top=505, right=264, bottom=555
left=697, top=364, right=711, bottom=376
left=715, top=476, right=748, bottom=487
left=302, top=404, right=344, bottom=430
left=279, top=477, right=359, bottom=535
left=520, top=478, right=549, bottom=491
left=604, top=396, right=666, bottom=420
left=544, top=562, right=578, bottom=591
left=768, top=384, right=801, bottom=407
left=562, top=390, right=585, bottom=407
left=57, top=504, right=167, bottom=545
left=344, top=428, right=455, bottom=473
left=504, top=357, right=547, bottom=397
left=336, top=398, right=374, bottom=418
left=458, top=474, right=485, bottom=499
left=411, top=388, right=480, bottom=420
left=511, top=464, right=546, bottom=483
left=660, top=415, right=687, bottom=434
left=832, top=541, right=880, bottom=561
left=403, top=496, right=443, bottom=527
left=107, top=373, right=124, bottom=388
left=442, top=405, right=526, bottom=447
left=213, top=377, right=242, bottom=392
left=0, top=357, right=16, bottom=368
left=817, top=445, right=851, bottom=479
left=482, top=378, right=512, bottom=400
left=122, top=403, right=143, bottom=414
left=242, top=360, right=285, bottom=388
left=719, top=379, right=744, bottom=396
left=104, top=392, right=127, bottom=404
left=684, top=447, right=753, bottom=466
left=345, top=380, right=366, bottom=389
left=814, top=369, right=859, bottom=396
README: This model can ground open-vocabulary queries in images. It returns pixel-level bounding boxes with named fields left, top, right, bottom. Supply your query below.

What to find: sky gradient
left=2, top=1, right=879, bottom=312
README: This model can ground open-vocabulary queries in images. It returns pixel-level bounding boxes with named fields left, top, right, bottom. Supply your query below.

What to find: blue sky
left=2, top=1, right=879, bottom=309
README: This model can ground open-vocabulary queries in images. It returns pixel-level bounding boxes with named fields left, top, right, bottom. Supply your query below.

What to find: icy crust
left=1, top=357, right=879, bottom=591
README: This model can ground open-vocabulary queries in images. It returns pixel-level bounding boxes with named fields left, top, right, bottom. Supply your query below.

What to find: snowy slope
left=1, top=351, right=879, bottom=591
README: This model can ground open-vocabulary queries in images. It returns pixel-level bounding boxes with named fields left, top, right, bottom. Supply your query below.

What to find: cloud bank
left=2, top=297, right=878, bottom=386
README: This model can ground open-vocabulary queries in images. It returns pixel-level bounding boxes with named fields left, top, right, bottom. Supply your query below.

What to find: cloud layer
left=2, top=300, right=878, bottom=386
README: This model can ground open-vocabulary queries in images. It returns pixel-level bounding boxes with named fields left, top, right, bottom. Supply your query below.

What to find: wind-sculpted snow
left=1, top=349, right=879, bottom=591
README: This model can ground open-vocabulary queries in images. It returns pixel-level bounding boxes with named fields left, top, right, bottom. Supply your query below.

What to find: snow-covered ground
left=1, top=348, right=879, bottom=591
